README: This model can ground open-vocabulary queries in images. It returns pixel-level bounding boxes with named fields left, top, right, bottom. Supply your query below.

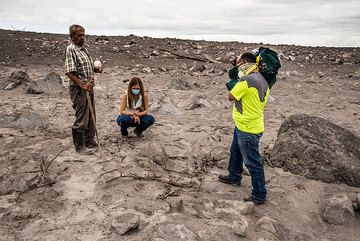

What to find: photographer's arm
left=228, top=92, right=236, bottom=101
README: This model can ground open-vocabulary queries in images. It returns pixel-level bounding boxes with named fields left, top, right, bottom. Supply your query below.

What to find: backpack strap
left=256, top=55, right=261, bottom=65
left=244, top=64, right=258, bottom=75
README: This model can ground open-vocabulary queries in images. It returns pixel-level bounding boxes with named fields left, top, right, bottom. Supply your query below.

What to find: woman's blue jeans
left=228, top=127, right=267, bottom=201
left=116, top=115, right=155, bottom=135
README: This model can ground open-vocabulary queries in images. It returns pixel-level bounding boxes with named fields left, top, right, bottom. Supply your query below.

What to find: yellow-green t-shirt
left=230, top=73, right=270, bottom=134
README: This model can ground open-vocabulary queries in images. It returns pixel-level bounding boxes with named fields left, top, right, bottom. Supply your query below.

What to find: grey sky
left=1, top=0, right=359, bottom=47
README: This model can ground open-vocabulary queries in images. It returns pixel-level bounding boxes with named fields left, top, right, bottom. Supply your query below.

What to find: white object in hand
left=94, top=60, right=102, bottom=68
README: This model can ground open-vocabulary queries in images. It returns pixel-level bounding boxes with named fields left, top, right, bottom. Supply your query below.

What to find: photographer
left=219, top=53, right=270, bottom=205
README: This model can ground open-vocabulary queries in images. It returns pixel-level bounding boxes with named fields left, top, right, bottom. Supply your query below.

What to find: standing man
left=65, top=24, right=102, bottom=155
left=219, top=52, right=269, bottom=205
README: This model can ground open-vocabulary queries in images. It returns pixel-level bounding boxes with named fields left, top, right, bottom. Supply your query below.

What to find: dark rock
left=267, top=113, right=360, bottom=187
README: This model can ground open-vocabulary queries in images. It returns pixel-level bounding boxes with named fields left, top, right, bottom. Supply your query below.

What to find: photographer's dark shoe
left=218, top=174, right=241, bottom=187
left=243, top=196, right=266, bottom=205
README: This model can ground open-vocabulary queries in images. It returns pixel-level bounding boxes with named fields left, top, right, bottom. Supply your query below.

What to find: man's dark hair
left=69, top=24, right=85, bottom=38
left=240, top=52, right=256, bottom=63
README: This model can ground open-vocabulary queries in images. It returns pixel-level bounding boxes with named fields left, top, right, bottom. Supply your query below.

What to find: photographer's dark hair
left=240, top=52, right=256, bottom=63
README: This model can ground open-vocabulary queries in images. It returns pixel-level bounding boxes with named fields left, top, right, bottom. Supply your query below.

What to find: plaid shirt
left=65, top=42, right=94, bottom=85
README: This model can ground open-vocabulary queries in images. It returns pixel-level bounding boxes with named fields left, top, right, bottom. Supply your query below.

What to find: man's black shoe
left=85, top=140, right=98, bottom=149
left=218, top=174, right=241, bottom=187
left=243, top=196, right=266, bottom=205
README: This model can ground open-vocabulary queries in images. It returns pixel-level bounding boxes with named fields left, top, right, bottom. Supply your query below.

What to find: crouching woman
left=116, top=77, right=155, bottom=137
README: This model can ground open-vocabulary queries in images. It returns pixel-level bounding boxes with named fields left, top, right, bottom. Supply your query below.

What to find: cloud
left=0, top=0, right=359, bottom=46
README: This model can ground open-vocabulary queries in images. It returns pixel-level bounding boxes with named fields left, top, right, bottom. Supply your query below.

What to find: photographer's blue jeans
left=228, top=127, right=267, bottom=201
left=116, top=115, right=155, bottom=134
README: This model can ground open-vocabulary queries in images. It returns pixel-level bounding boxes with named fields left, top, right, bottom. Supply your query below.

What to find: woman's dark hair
left=127, top=77, right=146, bottom=110
left=240, top=52, right=257, bottom=63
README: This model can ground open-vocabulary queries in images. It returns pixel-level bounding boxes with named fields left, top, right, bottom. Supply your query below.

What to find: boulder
left=111, top=212, right=140, bottom=235
left=25, top=80, right=44, bottom=94
left=40, top=72, right=63, bottom=92
left=140, top=142, right=168, bottom=166
left=267, top=113, right=360, bottom=187
left=321, top=194, right=355, bottom=225
left=152, top=97, right=183, bottom=116
left=0, top=112, right=47, bottom=129
left=3, top=70, right=31, bottom=90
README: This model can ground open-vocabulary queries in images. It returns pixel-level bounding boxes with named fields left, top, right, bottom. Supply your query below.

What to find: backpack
left=253, top=47, right=281, bottom=89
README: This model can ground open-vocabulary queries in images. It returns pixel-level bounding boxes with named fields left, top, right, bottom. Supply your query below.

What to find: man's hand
left=80, top=82, right=93, bottom=91
left=94, top=66, right=103, bottom=73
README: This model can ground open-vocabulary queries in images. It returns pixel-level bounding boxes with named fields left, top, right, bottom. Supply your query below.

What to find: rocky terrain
left=0, top=29, right=359, bottom=241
